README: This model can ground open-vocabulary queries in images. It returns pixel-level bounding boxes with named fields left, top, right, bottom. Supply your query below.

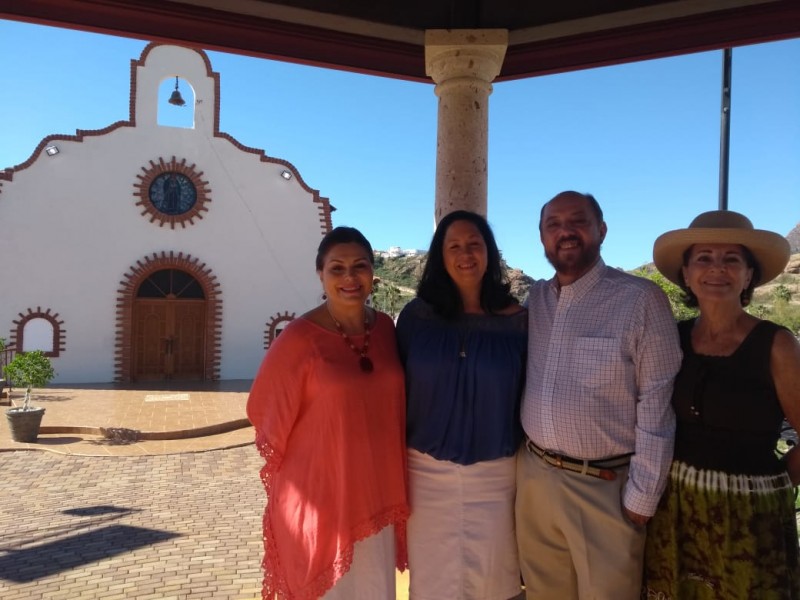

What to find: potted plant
left=3, top=350, right=56, bottom=442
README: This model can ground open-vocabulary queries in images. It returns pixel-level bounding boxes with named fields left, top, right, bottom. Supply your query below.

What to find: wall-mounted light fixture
left=280, top=170, right=292, bottom=180
left=45, top=145, right=60, bottom=156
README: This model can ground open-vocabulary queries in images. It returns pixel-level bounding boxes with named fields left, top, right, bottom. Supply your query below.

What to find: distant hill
left=371, top=253, right=535, bottom=317
left=753, top=253, right=800, bottom=306
left=373, top=247, right=800, bottom=317
left=787, top=222, right=800, bottom=254
left=373, top=253, right=425, bottom=294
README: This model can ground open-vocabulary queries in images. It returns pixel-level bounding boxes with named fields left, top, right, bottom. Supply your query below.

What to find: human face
left=317, top=242, right=374, bottom=307
left=442, top=220, right=488, bottom=294
left=540, top=193, right=607, bottom=285
left=682, top=243, right=753, bottom=305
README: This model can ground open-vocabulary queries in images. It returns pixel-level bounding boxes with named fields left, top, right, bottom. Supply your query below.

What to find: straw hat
left=653, top=210, right=790, bottom=287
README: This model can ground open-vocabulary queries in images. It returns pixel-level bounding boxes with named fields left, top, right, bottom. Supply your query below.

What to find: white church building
left=0, top=43, right=332, bottom=384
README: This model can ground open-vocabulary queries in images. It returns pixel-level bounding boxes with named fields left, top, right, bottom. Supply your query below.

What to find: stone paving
left=0, top=382, right=254, bottom=456
left=0, top=446, right=265, bottom=599
left=0, top=383, right=412, bottom=599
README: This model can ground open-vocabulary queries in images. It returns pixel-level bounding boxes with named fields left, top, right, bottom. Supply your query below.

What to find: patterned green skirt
left=643, top=461, right=800, bottom=600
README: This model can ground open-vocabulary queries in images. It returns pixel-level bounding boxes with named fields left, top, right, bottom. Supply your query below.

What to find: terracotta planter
left=6, top=406, right=46, bottom=442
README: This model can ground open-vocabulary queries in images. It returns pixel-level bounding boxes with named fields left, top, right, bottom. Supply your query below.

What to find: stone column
left=425, top=29, right=508, bottom=223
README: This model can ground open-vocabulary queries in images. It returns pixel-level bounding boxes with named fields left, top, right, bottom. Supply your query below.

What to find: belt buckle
left=555, top=455, right=563, bottom=469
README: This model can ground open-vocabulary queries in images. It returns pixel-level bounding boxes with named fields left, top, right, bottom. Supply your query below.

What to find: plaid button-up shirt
left=522, top=259, right=682, bottom=515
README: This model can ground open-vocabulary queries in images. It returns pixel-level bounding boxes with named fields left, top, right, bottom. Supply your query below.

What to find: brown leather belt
left=524, top=437, right=632, bottom=481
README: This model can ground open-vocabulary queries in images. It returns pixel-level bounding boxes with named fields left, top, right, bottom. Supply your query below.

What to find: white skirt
left=321, top=524, right=395, bottom=600
left=407, top=449, right=521, bottom=600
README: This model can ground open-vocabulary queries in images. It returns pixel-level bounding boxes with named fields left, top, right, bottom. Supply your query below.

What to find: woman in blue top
left=396, top=210, right=527, bottom=600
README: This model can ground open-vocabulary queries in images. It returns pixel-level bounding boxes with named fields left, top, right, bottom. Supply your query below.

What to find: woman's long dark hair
left=417, top=210, right=515, bottom=319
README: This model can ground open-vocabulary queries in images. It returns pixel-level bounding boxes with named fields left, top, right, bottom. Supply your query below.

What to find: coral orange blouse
left=247, top=312, right=409, bottom=600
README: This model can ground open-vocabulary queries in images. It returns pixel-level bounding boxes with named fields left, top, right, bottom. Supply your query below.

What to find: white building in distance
left=0, top=44, right=331, bottom=384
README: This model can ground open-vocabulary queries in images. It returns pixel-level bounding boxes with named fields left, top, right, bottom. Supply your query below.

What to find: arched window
left=11, top=308, right=65, bottom=357
left=137, top=269, right=205, bottom=299
left=22, top=318, right=54, bottom=353
left=264, top=312, right=296, bottom=349
left=157, top=76, right=194, bottom=128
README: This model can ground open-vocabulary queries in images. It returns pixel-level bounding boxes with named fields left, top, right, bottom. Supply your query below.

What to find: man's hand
left=623, top=507, right=649, bottom=527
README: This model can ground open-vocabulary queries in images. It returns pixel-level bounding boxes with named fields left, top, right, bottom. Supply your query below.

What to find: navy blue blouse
left=396, top=298, right=527, bottom=465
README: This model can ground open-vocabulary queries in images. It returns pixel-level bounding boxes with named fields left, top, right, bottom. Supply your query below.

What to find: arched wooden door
left=132, top=269, right=206, bottom=381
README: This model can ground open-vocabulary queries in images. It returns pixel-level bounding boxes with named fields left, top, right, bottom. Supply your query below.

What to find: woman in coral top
left=247, top=226, right=409, bottom=600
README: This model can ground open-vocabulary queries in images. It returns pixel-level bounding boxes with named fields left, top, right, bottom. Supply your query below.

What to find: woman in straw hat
left=643, top=210, right=800, bottom=599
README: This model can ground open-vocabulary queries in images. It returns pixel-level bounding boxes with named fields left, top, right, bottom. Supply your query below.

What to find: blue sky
left=1, top=19, right=798, bottom=279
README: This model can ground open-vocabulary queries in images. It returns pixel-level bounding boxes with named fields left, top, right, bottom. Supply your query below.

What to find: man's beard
left=545, top=238, right=602, bottom=277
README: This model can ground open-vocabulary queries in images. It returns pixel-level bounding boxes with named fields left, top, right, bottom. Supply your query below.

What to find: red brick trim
left=136, top=41, right=218, bottom=125
left=0, top=122, right=132, bottom=185
left=133, top=156, right=212, bottom=228
left=10, top=307, right=66, bottom=357
left=263, top=311, right=296, bottom=350
left=2, top=43, right=333, bottom=236
left=115, top=251, right=222, bottom=382
left=215, top=133, right=333, bottom=235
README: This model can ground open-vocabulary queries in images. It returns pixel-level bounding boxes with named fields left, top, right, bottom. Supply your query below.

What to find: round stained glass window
left=149, top=173, right=197, bottom=215
left=133, top=157, right=211, bottom=229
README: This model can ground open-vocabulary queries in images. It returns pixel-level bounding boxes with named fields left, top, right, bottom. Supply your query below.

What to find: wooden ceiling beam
left=1, top=0, right=798, bottom=83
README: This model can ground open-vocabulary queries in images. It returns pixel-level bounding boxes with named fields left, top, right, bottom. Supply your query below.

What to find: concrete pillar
left=425, top=29, right=508, bottom=223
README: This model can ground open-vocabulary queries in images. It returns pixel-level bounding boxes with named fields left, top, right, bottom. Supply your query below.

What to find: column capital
left=425, top=29, right=508, bottom=85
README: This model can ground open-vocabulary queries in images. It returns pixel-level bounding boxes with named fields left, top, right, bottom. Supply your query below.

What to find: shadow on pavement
left=0, top=524, right=180, bottom=583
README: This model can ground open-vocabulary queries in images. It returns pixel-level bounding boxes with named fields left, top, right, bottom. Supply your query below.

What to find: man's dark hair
left=538, top=191, right=604, bottom=230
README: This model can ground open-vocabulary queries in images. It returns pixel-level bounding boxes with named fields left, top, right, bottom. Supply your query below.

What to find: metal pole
left=719, top=48, right=732, bottom=210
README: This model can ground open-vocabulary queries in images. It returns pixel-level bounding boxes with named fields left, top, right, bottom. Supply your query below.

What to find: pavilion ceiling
left=1, top=0, right=798, bottom=81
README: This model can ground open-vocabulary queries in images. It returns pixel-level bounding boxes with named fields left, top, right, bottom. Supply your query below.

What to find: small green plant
left=773, top=284, right=793, bottom=303
left=3, top=350, right=56, bottom=411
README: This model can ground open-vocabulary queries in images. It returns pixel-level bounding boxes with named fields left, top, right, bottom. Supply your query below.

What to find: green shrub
left=3, top=350, right=56, bottom=410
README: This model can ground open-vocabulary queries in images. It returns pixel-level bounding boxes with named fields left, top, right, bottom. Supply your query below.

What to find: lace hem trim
left=255, top=435, right=409, bottom=599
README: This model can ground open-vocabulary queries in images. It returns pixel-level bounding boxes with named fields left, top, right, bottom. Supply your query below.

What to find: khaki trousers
left=515, top=446, right=645, bottom=600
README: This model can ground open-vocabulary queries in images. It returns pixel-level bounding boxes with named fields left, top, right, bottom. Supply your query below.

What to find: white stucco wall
left=0, top=44, right=328, bottom=383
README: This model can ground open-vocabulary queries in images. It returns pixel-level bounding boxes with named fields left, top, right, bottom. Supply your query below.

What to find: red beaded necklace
left=327, top=306, right=373, bottom=373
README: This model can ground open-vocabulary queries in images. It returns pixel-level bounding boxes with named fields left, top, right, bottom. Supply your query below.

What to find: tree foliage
left=633, top=268, right=698, bottom=321
left=755, top=299, right=800, bottom=335
left=3, top=350, right=56, bottom=410
left=372, top=279, right=407, bottom=319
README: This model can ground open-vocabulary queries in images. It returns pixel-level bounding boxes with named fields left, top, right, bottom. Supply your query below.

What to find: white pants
left=321, top=524, right=396, bottom=600
left=407, top=449, right=521, bottom=600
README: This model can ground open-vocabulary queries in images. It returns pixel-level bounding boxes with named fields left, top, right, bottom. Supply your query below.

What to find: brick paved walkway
left=0, top=381, right=412, bottom=599
left=0, top=446, right=265, bottom=599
